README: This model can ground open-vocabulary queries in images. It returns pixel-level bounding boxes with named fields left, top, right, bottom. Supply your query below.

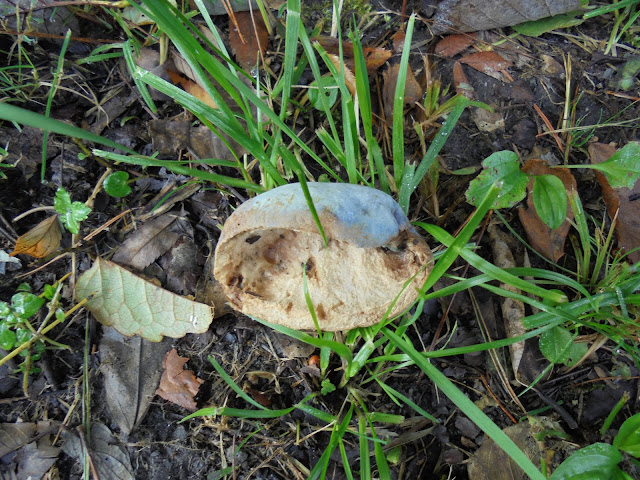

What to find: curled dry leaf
left=488, top=225, right=525, bottom=380
left=517, top=159, right=576, bottom=262
left=156, top=349, right=204, bottom=411
left=10, top=215, right=61, bottom=258
left=313, top=36, right=391, bottom=74
left=435, top=33, right=476, bottom=58
left=589, top=142, right=640, bottom=263
left=453, top=61, right=474, bottom=99
left=383, top=63, right=424, bottom=123
left=213, top=183, right=432, bottom=331
left=459, top=51, right=512, bottom=75
left=75, top=258, right=213, bottom=341
left=326, top=53, right=356, bottom=95
left=166, top=69, right=217, bottom=109
left=229, top=10, right=269, bottom=71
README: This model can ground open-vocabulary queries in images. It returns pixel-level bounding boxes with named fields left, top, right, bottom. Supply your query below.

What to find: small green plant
left=466, top=143, right=640, bottom=229
left=0, top=280, right=69, bottom=394
left=103, top=171, right=132, bottom=198
left=550, top=412, right=640, bottom=479
left=54, top=187, right=91, bottom=235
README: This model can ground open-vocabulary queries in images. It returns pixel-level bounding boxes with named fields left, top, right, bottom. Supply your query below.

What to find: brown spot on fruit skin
left=316, top=304, right=326, bottom=320
left=246, top=235, right=261, bottom=244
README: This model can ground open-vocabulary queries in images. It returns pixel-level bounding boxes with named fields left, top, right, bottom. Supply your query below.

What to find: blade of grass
left=383, top=328, right=546, bottom=480
left=0, top=103, right=136, bottom=154
left=42, top=29, right=71, bottom=182
left=392, top=15, right=415, bottom=189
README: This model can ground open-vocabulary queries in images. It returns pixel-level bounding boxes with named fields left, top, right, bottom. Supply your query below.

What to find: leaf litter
left=156, top=349, right=205, bottom=412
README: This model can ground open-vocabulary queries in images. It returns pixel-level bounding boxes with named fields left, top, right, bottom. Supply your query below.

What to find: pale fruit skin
left=214, top=183, right=432, bottom=331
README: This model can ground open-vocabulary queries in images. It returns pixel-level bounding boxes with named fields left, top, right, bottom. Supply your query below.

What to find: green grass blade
left=122, top=39, right=157, bottom=114
left=42, top=29, right=72, bottom=182
left=383, top=328, right=546, bottom=480
left=0, top=103, right=135, bottom=154
left=208, top=355, right=269, bottom=410
left=392, top=15, right=415, bottom=188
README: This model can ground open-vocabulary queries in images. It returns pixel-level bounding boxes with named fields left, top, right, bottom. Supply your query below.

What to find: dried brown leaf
left=10, top=215, right=61, bottom=259
left=382, top=63, right=424, bottom=123
left=327, top=53, right=356, bottom=96
left=517, top=159, right=576, bottom=262
left=459, top=51, right=512, bottom=75
left=229, top=11, right=268, bottom=71
left=313, top=36, right=391, bottom=74
left=156, top=349, right=204, bottom=411
left=589, top=142, right=640, bottom=263
left=166, top=69, right=217, bottom=109
left=112, top=213, right=190, bottom=270
left=435, top=33, right=476, bottom=58
left=453, top=61, right=474, bottom=99
left=100, top=327, right=173, bottom=435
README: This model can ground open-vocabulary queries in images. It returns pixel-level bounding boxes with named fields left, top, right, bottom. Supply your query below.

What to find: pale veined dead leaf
left=75, top=258, right=213, bottom=342
left=229, top=10, right=269, bottom=71
left=10, top=215, right=61, bottom=258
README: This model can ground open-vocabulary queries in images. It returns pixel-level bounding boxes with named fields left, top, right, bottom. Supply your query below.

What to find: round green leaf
left=15, top=328, right=31, bottom=346
left=11, top=292, right=44, bottom=319
left=539, top=326, right=573, bottom=364
left=533, top=174, right=567, bottom=229
left=0, top=323, right=16, bottom=350
left=465, top=151, right=528, bottom=209
left=104, top=171, right=132, bottom=198
left=614, top=412, right=640, bottom=457
left=550, top=443, right=623, bottom=480
left=308, top=76, right=338, bottom=111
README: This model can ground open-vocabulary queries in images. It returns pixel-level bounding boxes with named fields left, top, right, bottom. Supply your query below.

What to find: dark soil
left=0, top=1, right=639, bottom=479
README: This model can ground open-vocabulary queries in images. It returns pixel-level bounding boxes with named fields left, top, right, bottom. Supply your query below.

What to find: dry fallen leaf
left=589, top=142, right=640, bottom=263
left=112, top=212, right=190, bottom=271
left=156, top=349, right=204, bottom=411
left=517, top=159, right=576, bottom=262
left=488, top=224, right=525, bottom=380
left=453, top=61, right=474, bottom=99
left=459, top=51, right=512, bottom=75
left=313, top=36, right=391, bottom=74
left=435, top=33, right=476, bottom=58
left=166, top=69, right=217, bottom=109
left=327, top=53, right=357, bottom=95
left=229, top=10, right=269, bottom=71
left=383, top=63, right=424, bottom=123
left=10, top=215, right=61, bottom=258
left=75, top=258, right=213, bottom=341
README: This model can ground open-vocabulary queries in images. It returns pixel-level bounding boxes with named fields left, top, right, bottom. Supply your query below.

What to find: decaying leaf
left=471, top=104, right=504, bottom=132
left=431, top=0, right=581, bottom=34
left=313, top=36, right=391, bottom=74
left=100, top=327, right=173, bottom=435
left=459, top=51, right=512, bottom=75
left=488, top=224, right=525, bottom=380
left=62, top=423, right=134, bottom=480
left=0, top=421, right=61, bottom=480
left=75, top=258, right=213, bottom=341
left=10, top=215, right=61, bottom=258
left=112, top=212, right=191, bottom=270
left=0, top=421, right=58, bottom=457
left=467, top=420, right=544, bottom=480
left=15, top=437, right=61, bottom=480
left=518, top=159, right=576, bottom=262
left=229, top=10, right=269, bottom=71
left=435, top=33, right=476, bottom=58
left=383, top=63, right=424, bottom=123
left=590, top=142, right=640, bottom=263
left=156, top=349, right=204, bottom=411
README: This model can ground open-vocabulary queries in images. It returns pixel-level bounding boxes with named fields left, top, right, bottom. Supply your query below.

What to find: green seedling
left=103, top=171, right=132, bottom=198
left=466, top=143, right=640, bottom=229
left=54, top=187, right=91, bottom=235
left=551, top=412, right=640, bottom=480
